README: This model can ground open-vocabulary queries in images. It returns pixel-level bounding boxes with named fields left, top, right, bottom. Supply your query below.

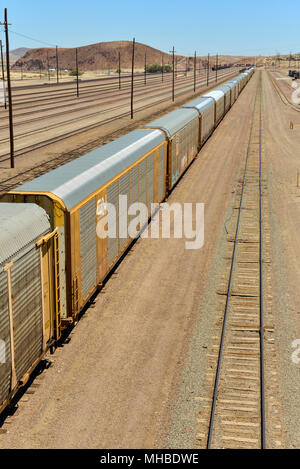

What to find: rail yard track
left=0, top=69, right=239, bottom=197
left=196, top=71, right=283, bottom=449
left=0, top=68, right=238, bottom=162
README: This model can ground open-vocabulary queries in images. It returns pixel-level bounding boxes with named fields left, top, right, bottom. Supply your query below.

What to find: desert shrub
left=68, top=69, right=84, bottom=77
left=146, top=64, right=172, bottom=73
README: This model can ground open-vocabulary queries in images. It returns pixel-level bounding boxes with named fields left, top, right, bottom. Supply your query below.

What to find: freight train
left=211, top=64, right=231, bottom=71
left=0, top=67, right=255, bottom=414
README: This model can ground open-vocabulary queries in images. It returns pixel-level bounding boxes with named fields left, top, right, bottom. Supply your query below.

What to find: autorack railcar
left=0, top=68, right=255, bottom=414
left=216, top=84, right=232, bottom=112
left=144, top=108, right=199, bottom=189
left=4, top=129, right=168, bottom=326
left=0, top=203, right=58, bottom=414
left=202, top=89, right=225, bottom=126
left=182, top=97, right=215, bottom=145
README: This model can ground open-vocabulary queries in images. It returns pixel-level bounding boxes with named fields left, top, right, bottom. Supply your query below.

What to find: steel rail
left=206, top=72, right=266, bottom=449
left=4, top=68, right=237, bottom=110
left=0, top=71, right=239, bottom=163
left=0, top=69, right=237, bottom=131
left=259, top=75, right=266, bottom=449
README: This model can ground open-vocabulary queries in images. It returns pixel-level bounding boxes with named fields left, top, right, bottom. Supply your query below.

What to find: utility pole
left=56, top=45, right=59, bottom=83
left=207, top=53, right=210, bottom=87
left=131, top=37, right=135, bottom=119
left=194, top=51, right=196, bottom=92
left=75, top=48, right=79, bottom=97
left=1, top=9, right=14, bottom=167
left=118, top=51, right=121, bottom=90
left=0, top=40, right=6, bottom=109
left=216, top=53, right=218, bottom=82
left=144, top=52, right=146, bottom=86
left=162, top=54, right=164, bottom=82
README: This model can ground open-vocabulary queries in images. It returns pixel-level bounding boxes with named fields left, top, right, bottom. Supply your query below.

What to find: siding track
left=197, top=71, right=283, bottom=449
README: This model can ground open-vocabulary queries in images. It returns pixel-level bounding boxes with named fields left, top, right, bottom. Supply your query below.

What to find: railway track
left=0, top=74, right=228, bottom=191
left=0, top=69, right=238, bottom=163
left=196, top=71, right=283, bottom=449
left=0, top=70, right=235, bottom=134
left=1, top=69, right=236, bottom=115
left=7, top=69, right=214, bottom=107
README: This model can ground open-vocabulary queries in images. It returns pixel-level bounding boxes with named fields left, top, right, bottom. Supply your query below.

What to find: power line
left=7, top=28, right=58, bottom=47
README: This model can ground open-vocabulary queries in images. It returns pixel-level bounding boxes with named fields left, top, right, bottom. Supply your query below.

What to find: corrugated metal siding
left=183, top=98, right=215, bottom=144
left=130, top=165, right=139, bottom=205
left=0, top=270, right=11, bottom=407
left=216, top=99, right=225, bottom=123
left=119, top=172, right=130, bottom=250
left=171, top=137, right=179, bottom=186
left=80, top=198, right=97, bottom=299
left=145, top=108, right=199, bottom=138
left=147, top=153, right=154, bottom=212
left=139, top=159, right=147, bottom=225
left=201, top=105, right=215, bottom=142
left=158, top=146, right=165, bottom=201
left=14, top=129, right=164, bottom=211
left=217, top=85, right=231, bottom=111
left=107, top=181, right=119, bottom=265
left=171, top=117, right=198, bottom=188
left=224, top=90, right=231, bottom=111
left=11, top=247, right=43, bottom=382
left=0, top=204, right=50, bottom=266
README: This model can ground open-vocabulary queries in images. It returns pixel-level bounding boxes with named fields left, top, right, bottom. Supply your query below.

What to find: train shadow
left=0, top=359, right=52, bottom=429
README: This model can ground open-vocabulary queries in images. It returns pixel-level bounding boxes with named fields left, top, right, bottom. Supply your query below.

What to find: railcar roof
left=182, top=96, right=214, bottom=114
left=202, top=89, right=225, bottom=102
left=12, top=129, right=164, bottom=211
left=228, top=78, right=241, bottom=84
left=144, top=108, right=199, bottom=138
left=217, top=83, right=233, bottom=92
left=0, top=203, right=50, bottom=266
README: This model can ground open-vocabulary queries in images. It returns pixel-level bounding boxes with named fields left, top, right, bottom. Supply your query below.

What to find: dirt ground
left=0, top=70, right=299, bottom=449
left=0, top=69, right=257, bottom=449
left=261, top=70, right=300, bottom=448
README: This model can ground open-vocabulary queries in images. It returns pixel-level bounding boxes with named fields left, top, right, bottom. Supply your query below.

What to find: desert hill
left=12, top=41, right=185, bottom=72
left=12, top=41, right=256, bottom=73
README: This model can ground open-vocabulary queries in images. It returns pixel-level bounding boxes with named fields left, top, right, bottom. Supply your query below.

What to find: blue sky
left=2, top=0, right=300, bottom=56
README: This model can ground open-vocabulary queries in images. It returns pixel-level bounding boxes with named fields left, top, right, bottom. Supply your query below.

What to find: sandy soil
left=261, top=70, right=300, bottom=448
left=0, top=70, right=257, bottom=449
